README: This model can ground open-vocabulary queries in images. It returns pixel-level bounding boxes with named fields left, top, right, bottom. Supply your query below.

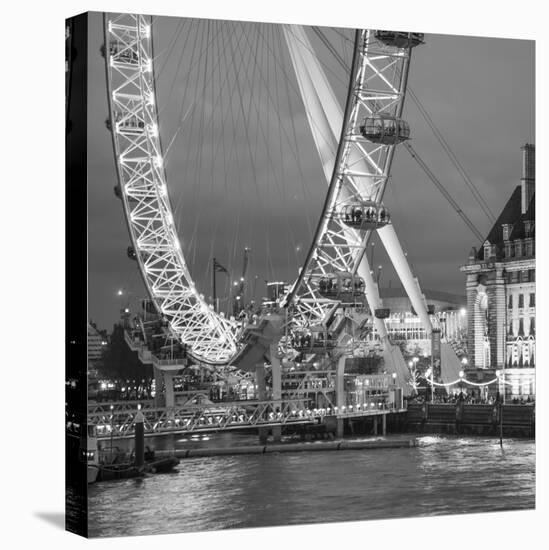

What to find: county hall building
left=460, top=144, right=535, bottom=399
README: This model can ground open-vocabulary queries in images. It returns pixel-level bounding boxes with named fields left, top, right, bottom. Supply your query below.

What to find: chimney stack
left=521, top=143, right=535, bottom=214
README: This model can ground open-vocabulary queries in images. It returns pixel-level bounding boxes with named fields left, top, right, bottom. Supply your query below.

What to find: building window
left=529, top=269, right=535, bottom=282
left=518, top=294, right=524, bottom=308
left=508, top=295, right=513, bottom=309
left=518, top=319, right=524, bottom=336
left=502, top=224, right=512, bottom=241
left=520, top=270, right=530, bottom=283
left=529, top=293, right=535, bottom=307
left=530, top=317, right=535, bottom=336
left=511, top=271, right=520, bottom=284
left=515, top=240, right=524, bottom=257
left=524, top=220, right=534, bottom=238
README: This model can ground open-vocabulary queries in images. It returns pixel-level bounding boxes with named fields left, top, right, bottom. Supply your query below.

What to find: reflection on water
left=88, top=436, right=535, bottom=538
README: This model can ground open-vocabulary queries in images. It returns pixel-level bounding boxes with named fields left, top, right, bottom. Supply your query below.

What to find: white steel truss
left=105, top=15, right=416, bottom=365
left=283, top=30, right=414, bottom=329
left=105, top=13, right=238, bottom=364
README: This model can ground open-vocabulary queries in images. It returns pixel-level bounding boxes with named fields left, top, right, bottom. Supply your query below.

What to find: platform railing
left=89, top=396, right=407, bottom=439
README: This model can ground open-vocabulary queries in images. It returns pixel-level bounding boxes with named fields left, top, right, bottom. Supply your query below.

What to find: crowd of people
left=408, top=391, right=535, bottom=406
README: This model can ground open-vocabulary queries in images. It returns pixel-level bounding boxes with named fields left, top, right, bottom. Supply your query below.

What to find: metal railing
left=89, top=397, right=406, bottom=439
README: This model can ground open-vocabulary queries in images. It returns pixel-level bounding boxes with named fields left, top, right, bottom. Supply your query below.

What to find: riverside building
left=460, top=144, right=535, bottom=400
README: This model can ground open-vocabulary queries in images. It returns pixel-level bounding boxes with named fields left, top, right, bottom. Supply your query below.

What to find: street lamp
left=110, top=404, right=115, bottom=462
left=392, top=372, right=397, bottom=409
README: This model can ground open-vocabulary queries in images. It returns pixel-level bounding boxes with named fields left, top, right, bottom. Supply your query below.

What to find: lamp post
left=392, top=372, right=397, bottom=410
left=109, top=404, right=114, bottom=463
left=495, top=370, right=503, bottom=446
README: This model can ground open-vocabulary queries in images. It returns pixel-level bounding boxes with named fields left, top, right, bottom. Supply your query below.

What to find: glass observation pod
left=374, top=31, right=425, bottom=49
left=114, top=112, right=145, bottom=134
left=110, top=42, right=139, bottom=64
left=318, top=272, right=365, bottom=304
left=292, top=326, right=337, bottom=353
left=341, top=201, right=391, bottom=230
left=127, top=245, right=137, bottom=260
left=360, top=115, right=410, bottom=145
left=374, top=308, right=390, bottom=319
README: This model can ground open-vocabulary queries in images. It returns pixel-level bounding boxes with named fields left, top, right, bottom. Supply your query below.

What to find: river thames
left=86, top=435, right=535, bottom=537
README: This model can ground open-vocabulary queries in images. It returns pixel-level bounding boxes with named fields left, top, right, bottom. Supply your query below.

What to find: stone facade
left=460, top=144, right=535, bottom=399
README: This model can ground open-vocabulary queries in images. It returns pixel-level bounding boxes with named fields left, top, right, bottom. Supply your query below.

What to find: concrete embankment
left=156, top=437, right=417, bottom=459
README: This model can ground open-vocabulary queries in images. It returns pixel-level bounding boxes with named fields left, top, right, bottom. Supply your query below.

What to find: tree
left=100, top=323, right=153, bottom=379
left=407, top=364, right=421, bottom=396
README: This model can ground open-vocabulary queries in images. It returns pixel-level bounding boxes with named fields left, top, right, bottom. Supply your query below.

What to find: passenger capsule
left=374, top=31, right=424, bottom=49
left=317, top=272, right=365, bottom=305
left=374, top=308, right=390, bottom=319
left=360, top=115, right=410, bottom=145
left=114, top=111, right=145, bottom=134
left=109, top=41, right=139, bottom=64
left=127, top=245, right=137, bottom=260
left=292, top=326, right=336, bottom=353
left=341, top=201, right=391, bottom=230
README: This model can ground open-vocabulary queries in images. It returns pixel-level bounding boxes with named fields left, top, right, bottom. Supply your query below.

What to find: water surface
left=88, top=435, right=535, bottom=537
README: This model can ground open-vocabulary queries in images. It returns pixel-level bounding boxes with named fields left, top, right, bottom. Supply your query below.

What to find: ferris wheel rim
left=104, top=15, right=415, bottom=365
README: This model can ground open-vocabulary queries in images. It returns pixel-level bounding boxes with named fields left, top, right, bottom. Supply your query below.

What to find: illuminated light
left=459, top=370, right=464, bottom=378
left=153, top=155, right=163, bottom=168
left=495, top=370, right=501, bottom=377
left=147, top=92, right=155, bottom=106
left=108, top=21, right=113, bottom=32
left=149, top=123, right=159, bottom=137
left=166, top=212, right=173, bottom=225
left=460, top=308, right=467, bottom=316
left=142, top=59, right=152, bottom=72
left=143, top=25, right=151, bottom=38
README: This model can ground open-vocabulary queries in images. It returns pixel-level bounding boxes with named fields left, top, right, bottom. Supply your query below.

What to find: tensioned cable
left=407, top=87, right=496, bottom=223
left=403, top=141, right=485, bottom=242
left=153, top=21, right=361, bottom=304
left=313, top=27, right=490, bottom=240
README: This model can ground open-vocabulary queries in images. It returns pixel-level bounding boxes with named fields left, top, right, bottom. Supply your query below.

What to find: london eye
left=103, top=13, right=426, bottom=377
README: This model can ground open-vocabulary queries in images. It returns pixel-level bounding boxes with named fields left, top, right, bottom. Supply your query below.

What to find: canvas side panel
left=65, top=11, right=89, bottom=539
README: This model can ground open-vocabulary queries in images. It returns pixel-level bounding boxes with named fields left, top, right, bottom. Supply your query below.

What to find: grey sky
left=87, top=12, right=534, bottom=331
